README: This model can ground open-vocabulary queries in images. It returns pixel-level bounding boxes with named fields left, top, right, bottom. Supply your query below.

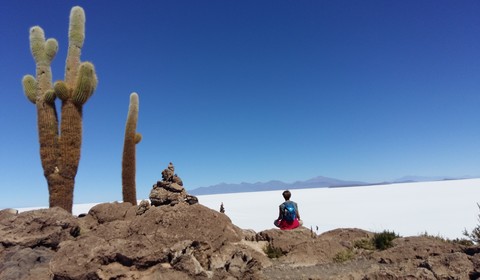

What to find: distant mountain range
left=189, top=175, right=478, bottom=195
left=189, top=176, right=368, bottom=195
left=392, top=175, right=473, bottom=183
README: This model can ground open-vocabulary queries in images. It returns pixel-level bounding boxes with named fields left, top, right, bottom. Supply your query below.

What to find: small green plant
left=263, top=244, right=284, bottom=259
left=452, top=238, right=474, bottom=246
left=419, top=231, right=473, bottom=246
left=333, top=249, right=355, bottom=263
left=354, top=238, right=375, bottom=250
left=353, top=231, right=400, bottom=251
left=463, top=203, right=480, bottom=244
left=420, top=231, right=449, bottom=242
left=373, top=230, right=399, bottom=250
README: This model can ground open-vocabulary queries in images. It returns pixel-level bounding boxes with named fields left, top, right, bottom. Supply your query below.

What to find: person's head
left=282, top=190, right=291, bottom=201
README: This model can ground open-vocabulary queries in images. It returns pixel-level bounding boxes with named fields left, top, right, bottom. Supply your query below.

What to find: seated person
left=274, top=190, right=302, bottom=230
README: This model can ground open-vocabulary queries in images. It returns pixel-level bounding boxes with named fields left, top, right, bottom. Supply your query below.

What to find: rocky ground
left=1, top=201, right=480, bottom=279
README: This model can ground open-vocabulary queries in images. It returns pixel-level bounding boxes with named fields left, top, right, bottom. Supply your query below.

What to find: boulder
left=129, top=203, right=243, bottom=249
left=46, top=202, right=264, bottom=279
left=49, top=235, right=106, bottom=279
left=370, top=236, right=474, bottom=279
left=258, top=228, right=373, bottom=267
left=150, top=186, right=186, bottom=206
left=172, top=175, right=183, bottom=186
left=136, top=200, right=150, bottom=215
left=87, top=201, right=134, bottom=224
left=261, top=229, right=480, bottom=279
left=164, top=182, right=184, bottom=193
left=0, top=207, right=79, bottom=249
left=185, top=194, right=199, bottom=205
left=0, top=209, right=18, bottom=222
left=0, top=246, right=53, bottom=280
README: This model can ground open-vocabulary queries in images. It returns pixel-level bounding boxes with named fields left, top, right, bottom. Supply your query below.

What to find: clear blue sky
left=1, top=1, right=479, bottom=208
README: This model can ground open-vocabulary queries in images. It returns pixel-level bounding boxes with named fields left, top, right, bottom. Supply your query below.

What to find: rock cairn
left=149, top=162, right=198, bottom=206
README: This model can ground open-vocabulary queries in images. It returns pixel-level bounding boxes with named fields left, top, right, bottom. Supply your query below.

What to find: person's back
left=274, top=190, right=302, bottom=230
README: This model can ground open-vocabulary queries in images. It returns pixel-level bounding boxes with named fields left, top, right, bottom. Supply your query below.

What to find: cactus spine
left=21, top=6, right=97, bottom=213
left=122, top=93, right=141, bottom=205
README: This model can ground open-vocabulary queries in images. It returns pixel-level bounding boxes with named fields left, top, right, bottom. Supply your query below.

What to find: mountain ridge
left=189, top=175, right=479, bottom=195
left=189, top=176, right=367, bottom=195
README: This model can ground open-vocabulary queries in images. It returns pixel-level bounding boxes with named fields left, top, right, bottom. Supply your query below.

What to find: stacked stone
left=149, top=162, right=198, bottom=206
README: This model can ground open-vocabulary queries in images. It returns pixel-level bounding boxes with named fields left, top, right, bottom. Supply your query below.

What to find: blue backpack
left=283, top=202, right=296, bottom=223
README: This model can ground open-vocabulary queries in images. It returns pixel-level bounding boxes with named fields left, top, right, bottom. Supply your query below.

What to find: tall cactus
left=21, top=6, right=97, bottom=213
left=122, top=93, right=141, bottom=205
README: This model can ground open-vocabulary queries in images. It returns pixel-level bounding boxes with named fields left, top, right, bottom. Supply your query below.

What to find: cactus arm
left=54, top=81, right=70, bottom=101
left=29, top=27, right=58, bottom=96
left=45, top=39, right=59, bottom=63
left=135, top=133, right=142, bottom=144
left=72, top=62, right=97, bottom=105
left=29, top=26, right=46, bottom=64
left=26, top=26, right=60, bottom=179
left=44, top=89, right=56, bottom=103
left=65, top=6, right=85, bottom=86
left=22, top=75, right=38, bottom=104
left=122, top=92, right=140, bottom=205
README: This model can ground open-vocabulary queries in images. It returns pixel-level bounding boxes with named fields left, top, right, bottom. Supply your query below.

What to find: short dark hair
left=282, top=190, right=291, bottom=200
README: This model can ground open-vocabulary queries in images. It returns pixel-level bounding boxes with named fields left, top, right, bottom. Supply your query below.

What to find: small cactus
left=122, top=93, right=141, bottom=205
left=21, top=6, right=97, bottom=213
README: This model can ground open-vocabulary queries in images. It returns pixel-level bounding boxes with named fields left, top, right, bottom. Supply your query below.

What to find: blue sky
left=1, top=1, right=479, bottom=208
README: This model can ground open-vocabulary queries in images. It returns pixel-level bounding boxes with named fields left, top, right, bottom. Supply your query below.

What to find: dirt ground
left=262, top=259, right=380, bottom=280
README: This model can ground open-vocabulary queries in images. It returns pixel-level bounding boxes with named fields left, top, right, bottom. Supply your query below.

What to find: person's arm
left=277, top=205, right=282, bottom=220
left=295, top=202, right=300, bottom=220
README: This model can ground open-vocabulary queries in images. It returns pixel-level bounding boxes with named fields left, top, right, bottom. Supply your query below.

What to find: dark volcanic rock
left=258, top=227, right=373, bottom=266
left=136, top=199, right=150, bottom=215
left=260, top=228, right=480, bottom=279
left=185, top=194, right=199, bottom=205
left=0, top=246, right=53, bottom=280
left=2, top=201, right=480, bottom=279
left=48, top=202, right=263, bottom=279
left=367, top=236, right=474, bottom=279
left=0, top=207, right=79, bottom=249
left=150, top=186, right=186, bottom=206
left=129, top=203, right=243, bottom=249
left=87, top=201, right=135, bottom=223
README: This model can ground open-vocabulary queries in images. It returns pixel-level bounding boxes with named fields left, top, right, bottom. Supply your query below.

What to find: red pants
left=275, top=218, right=300, bottom=230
